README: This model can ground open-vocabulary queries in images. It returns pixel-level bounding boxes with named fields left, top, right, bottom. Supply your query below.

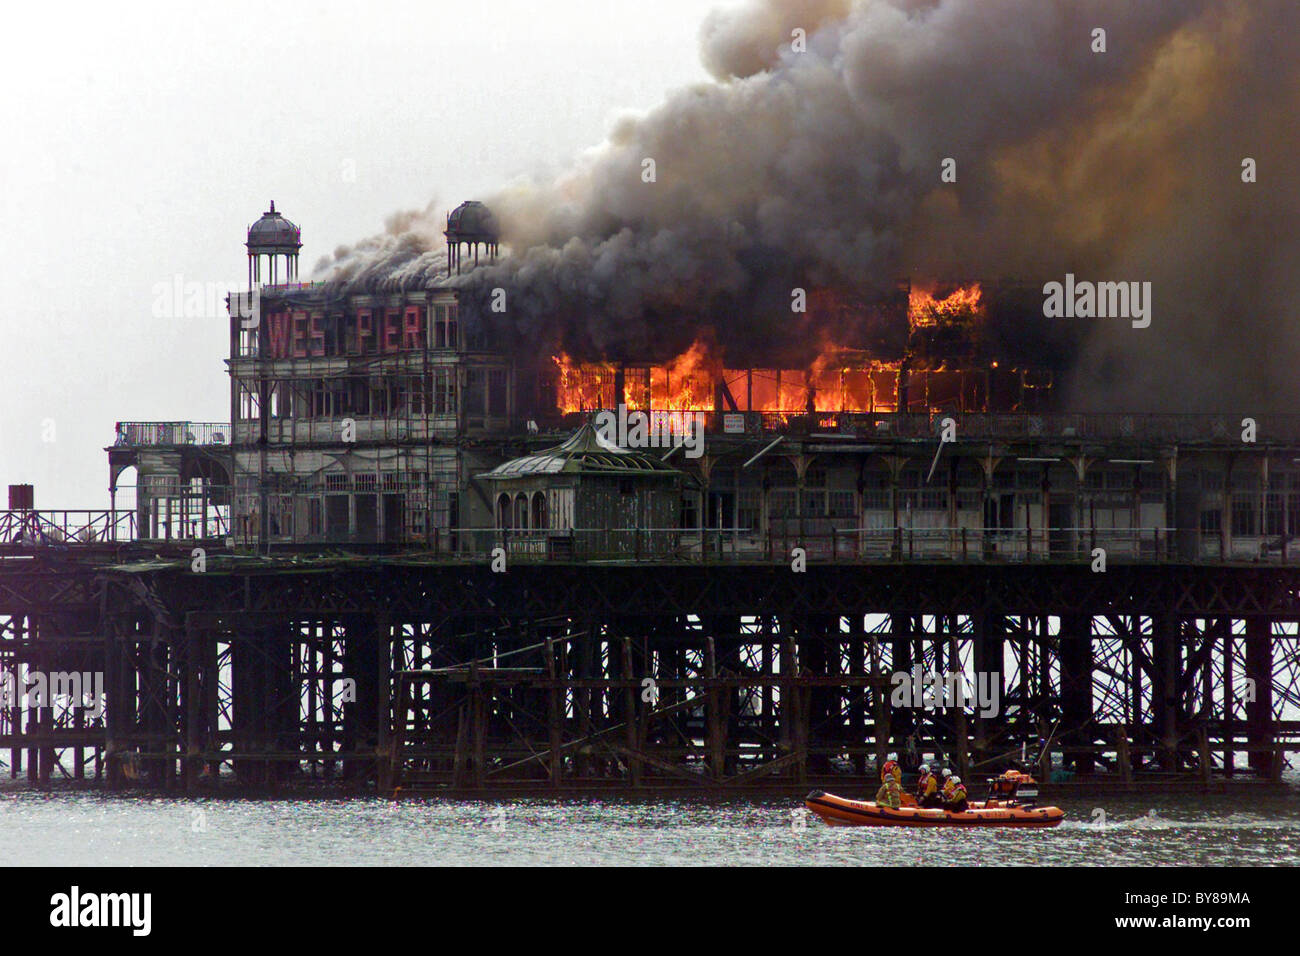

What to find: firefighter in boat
left=880, top=757, right=902, bottom=785
left=875, top=773, right=903, bottom=809
left=942, top=774, right=969, bottom=813
left=916, top=763, right=942, bottom=808
left=875, top=757, right=903, bottom=808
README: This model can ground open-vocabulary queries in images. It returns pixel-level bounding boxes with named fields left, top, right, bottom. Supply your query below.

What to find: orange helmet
left=882, top=759, right=899, bottom=782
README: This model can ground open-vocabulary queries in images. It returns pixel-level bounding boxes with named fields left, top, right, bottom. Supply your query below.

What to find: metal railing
left=0, top=510, right=137, bottom=546
left=703, top=411, right=1300, bottom=442
left=113, top=422, right=230, bottom=447
left=357, top=525, right=1225, bottom=564
left=112, top=412, right=1300, bottom=448
left=260, top=281, right=329, bottom=294
left=825, top=526, right=1171, bottom=563
left=8, top=512, right=1296, bottom=564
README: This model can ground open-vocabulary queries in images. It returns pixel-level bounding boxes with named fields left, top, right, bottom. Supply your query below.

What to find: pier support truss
left=1, top=557, right=1297, bottom=793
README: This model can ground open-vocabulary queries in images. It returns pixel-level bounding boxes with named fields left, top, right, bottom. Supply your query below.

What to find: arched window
left=496, top=493, right=512, bottom=529
left=513, top=493, right=529, bottom=530
left=531, top=491, right=547, bottom=530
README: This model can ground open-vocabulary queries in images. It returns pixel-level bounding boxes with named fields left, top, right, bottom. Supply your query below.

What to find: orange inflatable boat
left=805, top=772, right=1064, bottom=828
left=805, top=790, right=1064, bottom=827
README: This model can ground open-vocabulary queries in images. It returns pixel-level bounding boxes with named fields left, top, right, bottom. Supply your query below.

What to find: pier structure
left=1, top=202, right=1297, bottom=794
left=1, top=473, right=1297, bottom=794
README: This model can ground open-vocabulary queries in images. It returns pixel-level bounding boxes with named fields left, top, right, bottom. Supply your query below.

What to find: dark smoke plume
left=316, top=0, right=1300, bottom=412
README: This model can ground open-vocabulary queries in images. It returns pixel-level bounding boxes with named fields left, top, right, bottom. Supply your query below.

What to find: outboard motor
left=987, top=769, right=1038, bottom=806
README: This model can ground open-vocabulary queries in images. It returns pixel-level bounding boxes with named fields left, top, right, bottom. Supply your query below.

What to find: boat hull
left=805, top=790, right=1064, bottom=828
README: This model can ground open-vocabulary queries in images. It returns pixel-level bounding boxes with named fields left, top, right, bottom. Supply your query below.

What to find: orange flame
left=552, top=352, right=616, bottom=414
left=551, top=282, right=1006, bottom=418
left=554, top=343, right=905, bottom=415
left=908, top=282, right=983, bottom=327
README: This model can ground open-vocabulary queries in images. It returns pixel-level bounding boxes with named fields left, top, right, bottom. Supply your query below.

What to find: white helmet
left=941, top=767, right=952, bottom=777
left=918, top=763, right=929, bottom=774
left=951, top=776, right=962, bottom=785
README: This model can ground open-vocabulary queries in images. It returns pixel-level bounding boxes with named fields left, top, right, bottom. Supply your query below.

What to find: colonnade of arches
left=495, top=491, right=548, bottom=531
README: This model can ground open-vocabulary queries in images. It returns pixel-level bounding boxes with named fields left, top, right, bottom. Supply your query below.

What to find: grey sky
left=1, top=0, right=716, bottom=508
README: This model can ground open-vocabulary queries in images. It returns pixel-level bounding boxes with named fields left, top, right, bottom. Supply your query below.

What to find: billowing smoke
left=316, top=0, right=1300, bottom=412
left=316, top=200, right=451, bottom=290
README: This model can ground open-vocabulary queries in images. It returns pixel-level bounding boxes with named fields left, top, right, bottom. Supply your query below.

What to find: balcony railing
left=433, top=525, right=1300, bottom=563
left=116, top=412, right=1300, bottom=447
left=259, top=281, right=329, bottom=294
left=221, top=525, right=1281, bottom=564
left=113, top=422, right=230, bottom=447
left=0, top=510, right=137, bottom=545
left=6, top=514, right=1295, bottom=564
left=431, top=526, right=1185, bottom=563
left=691, top=411, right=1300, bottom=442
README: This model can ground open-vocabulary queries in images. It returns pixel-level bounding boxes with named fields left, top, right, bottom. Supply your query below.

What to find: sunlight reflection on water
left=1, top=789, right=1297, bottom=865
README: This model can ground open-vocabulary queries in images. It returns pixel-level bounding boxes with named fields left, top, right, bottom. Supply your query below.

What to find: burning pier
left=1, top=202, right=1298, bottom=795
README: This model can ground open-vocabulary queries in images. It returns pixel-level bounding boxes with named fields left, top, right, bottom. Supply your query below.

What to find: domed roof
left=445, top=200, right=499, bottom=241
left=246, top=201, right=302, bottom=251
left=477, top=423, right=682, bottom=479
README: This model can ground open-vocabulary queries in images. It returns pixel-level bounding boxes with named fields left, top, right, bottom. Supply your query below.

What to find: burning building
left=222, top=201, right=519, bottom=546
left=101, top=197, right=1300, bottom=566
left=59, top=0, right=1300, bottom=801
left=549, top=281, right=1056, bottom=419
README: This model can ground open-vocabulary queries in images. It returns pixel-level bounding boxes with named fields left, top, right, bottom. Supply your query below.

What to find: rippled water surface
left=3, top=787, right=1299, bottom=865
